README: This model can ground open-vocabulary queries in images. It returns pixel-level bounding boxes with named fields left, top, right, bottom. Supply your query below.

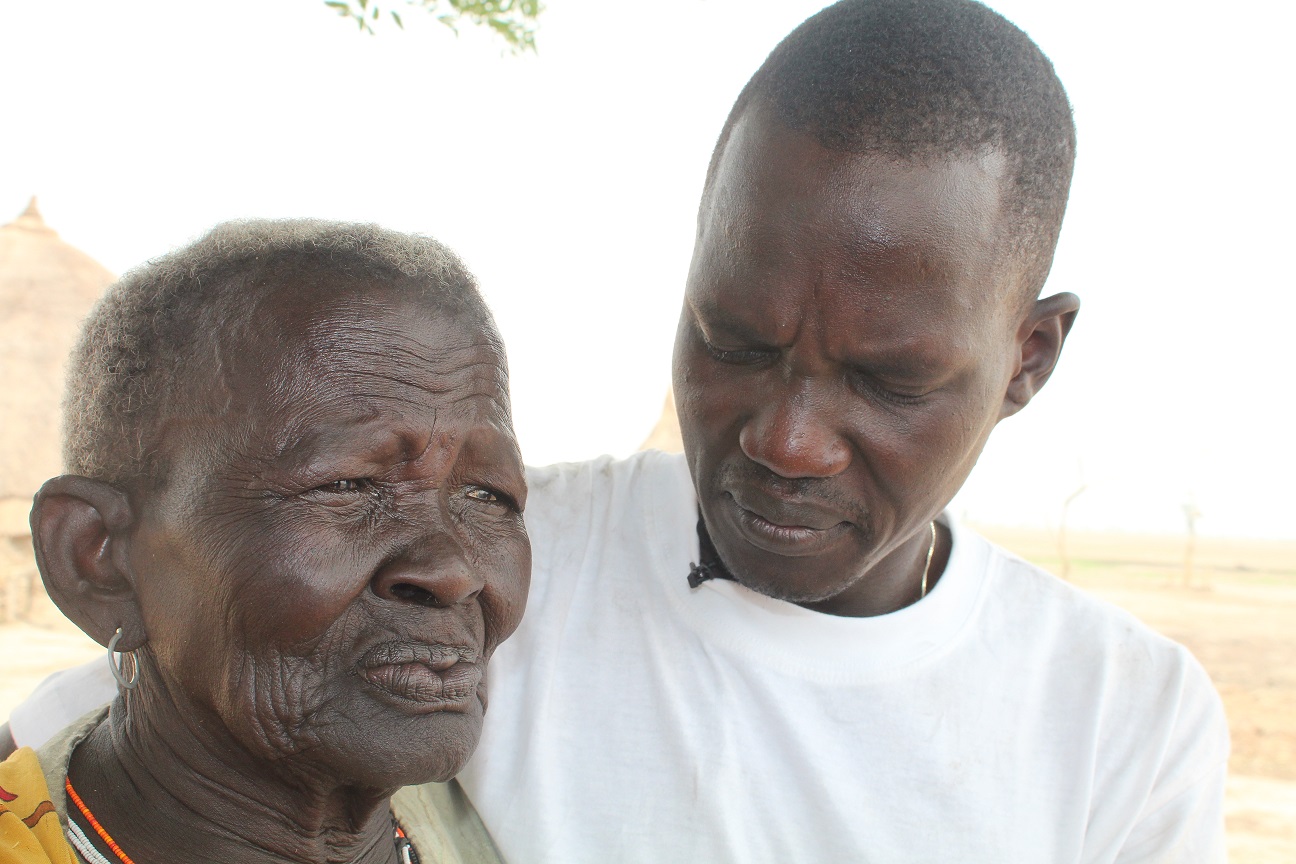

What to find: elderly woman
left=0, top=220, right=528, bottom=863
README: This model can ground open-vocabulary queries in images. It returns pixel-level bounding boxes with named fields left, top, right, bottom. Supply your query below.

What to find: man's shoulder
left=520, top=450, right=693, bottom=599
left=970, top=530, right=1230, bottom=857
left=392, top=781, right=507, bottom=864
left=10, top=656, right=116, bottom=750
left=969, top=527, right=1201, bottom=670
left=965, top=526, right=1227, bottom=754
left=525, top=449, right=688, bottom=500
left=523, top=450, right=690, bottom=538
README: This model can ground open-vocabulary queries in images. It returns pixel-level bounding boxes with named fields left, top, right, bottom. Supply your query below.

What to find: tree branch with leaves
left=323, top=0, right=543, bottom=53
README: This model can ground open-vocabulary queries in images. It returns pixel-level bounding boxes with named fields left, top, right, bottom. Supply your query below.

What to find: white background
left=2, top=0, right=1292, bottom=539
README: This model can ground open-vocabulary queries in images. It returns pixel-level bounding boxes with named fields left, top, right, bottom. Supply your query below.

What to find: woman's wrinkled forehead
left=240, top=281, right=504, bottom=410
left=157, top=278, right=516, bottom=485
left=243, top=255, right=491, bottom=337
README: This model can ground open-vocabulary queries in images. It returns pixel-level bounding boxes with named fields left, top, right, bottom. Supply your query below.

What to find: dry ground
left=3, top=528, right=1293, bottom=861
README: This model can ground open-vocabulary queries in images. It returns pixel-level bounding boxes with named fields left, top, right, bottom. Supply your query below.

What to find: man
left=9, top=1, right=1228, bottom=861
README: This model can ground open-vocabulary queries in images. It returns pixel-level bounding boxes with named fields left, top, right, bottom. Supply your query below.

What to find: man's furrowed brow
left=690, top=297, right=771, bottom=342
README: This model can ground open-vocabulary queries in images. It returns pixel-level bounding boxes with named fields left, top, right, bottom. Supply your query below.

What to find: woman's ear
left=1000, top=292, right=1080, bottom=420
left=30, top=475, right=145, bottom=651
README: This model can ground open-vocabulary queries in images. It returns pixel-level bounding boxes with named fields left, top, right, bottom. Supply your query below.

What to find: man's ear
left=30, top=475, right=146, bottom=651
left=1000, top=291, right=1080, bottom=420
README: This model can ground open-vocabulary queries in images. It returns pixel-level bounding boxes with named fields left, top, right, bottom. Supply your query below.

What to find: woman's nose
left=738, top=384, right=850, bottom=479
left=371, top=532, right=483, bottom=608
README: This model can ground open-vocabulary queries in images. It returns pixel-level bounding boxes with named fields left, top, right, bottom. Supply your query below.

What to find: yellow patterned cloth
left=1, top=708, right=502, bottom=864
left=0, top=747, right=77, bottom=864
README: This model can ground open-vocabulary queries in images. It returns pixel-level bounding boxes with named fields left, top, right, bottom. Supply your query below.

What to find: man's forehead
left=696, top=105, right=1021, bottom=315
left=709, top=104, right=1011, bottom=246
left=688, top=109, right=1033, bottom=349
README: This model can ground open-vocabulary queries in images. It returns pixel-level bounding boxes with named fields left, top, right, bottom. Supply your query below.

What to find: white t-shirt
left=462, top=451, right=1228, bottom=863
left=11, top=451, right=1228, bottom=863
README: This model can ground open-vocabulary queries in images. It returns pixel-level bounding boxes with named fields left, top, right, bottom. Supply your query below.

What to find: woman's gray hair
left=63, top=218, right=492, bottom=491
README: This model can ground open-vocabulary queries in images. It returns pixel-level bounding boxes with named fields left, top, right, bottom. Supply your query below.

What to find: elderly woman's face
left=127, top=279, right=529, bottom=788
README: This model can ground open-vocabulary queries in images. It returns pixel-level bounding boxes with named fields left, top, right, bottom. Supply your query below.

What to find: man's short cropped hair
left=63, top=219, right=492, bottom=492
left=706, top=0, right=1076, bottom=295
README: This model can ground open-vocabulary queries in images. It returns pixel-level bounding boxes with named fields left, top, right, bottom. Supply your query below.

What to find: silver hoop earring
left=107, top=627, right=139, bottom=690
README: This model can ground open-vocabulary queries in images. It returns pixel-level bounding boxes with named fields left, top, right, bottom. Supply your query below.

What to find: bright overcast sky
left=2, top=0, right=1293, bottom=539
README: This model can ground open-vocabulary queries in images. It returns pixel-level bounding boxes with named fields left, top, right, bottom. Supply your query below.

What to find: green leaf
left=437, top=12, right=461, bottom=35
left=325, top=0, right=542, bottom=51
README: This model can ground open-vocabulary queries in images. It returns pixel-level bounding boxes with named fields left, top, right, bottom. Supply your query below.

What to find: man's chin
left=726, top=561, right=857, bottom=607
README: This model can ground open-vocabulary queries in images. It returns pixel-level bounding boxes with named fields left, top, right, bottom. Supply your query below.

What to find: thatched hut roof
left=0, top=199, right=113, bottom=534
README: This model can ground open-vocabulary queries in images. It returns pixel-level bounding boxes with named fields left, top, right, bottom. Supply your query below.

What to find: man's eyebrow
left=844, top=333, right=967, bottom=380
left=690, top=298, right=768, bottom=340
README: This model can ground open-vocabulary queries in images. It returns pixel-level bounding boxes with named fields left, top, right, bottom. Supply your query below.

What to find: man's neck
left=67, top=688, right=398, bottom=864
left=695, top=516, right=952, bottom=617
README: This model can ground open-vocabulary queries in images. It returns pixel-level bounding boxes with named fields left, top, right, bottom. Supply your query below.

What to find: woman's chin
left=326, top=708, right=484, bottom=789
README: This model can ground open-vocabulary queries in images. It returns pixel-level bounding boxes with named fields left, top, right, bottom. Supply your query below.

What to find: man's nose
left=738, top=383, right=851, bottom=479
left=371, top=530, right=483, bottom=608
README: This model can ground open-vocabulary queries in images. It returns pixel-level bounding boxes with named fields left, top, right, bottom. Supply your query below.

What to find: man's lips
left=358, top=641, right=483, bottom=709
left=724, top=490, right=852, bottom=555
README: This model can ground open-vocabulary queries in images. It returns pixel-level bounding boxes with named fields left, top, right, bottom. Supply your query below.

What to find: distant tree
left=323, top=0, right=542, bottom=53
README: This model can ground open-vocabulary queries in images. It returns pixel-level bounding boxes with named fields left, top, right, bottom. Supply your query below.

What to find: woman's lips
left=358, top=642, right=483, bottom=709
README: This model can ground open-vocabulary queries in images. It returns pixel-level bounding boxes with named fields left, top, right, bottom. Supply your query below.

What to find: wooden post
left=1058, top=484, right=1086, bottom=580
left=1183, top=503, right=1201, bottom=588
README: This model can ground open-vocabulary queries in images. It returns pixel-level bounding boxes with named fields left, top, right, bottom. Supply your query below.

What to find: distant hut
left=639, top=389, right=684, bottom=453
left=0, top=198, right=113, bottom=617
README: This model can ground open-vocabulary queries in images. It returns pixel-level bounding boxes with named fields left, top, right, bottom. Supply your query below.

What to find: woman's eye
left=321, top=478, right=366, bottom=493
left=465, top=487, right=500, bottom=503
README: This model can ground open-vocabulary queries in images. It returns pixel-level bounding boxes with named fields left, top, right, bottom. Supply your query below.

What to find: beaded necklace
left=64, top=777, right=419, bottom=864
left=64, top=778, right=134, bottom=864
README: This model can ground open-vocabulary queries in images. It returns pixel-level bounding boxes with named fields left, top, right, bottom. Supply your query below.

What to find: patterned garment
left=0, top=747, right=77, bottom=864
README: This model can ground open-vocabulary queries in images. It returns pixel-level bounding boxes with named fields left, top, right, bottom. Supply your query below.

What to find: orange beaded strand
left=64, top=775, right=416, bottom=863
left=64, top=777, right=139, bottom=864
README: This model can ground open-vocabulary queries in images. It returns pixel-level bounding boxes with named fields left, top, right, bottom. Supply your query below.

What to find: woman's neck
left=67, top=688, right=400, bottom=864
